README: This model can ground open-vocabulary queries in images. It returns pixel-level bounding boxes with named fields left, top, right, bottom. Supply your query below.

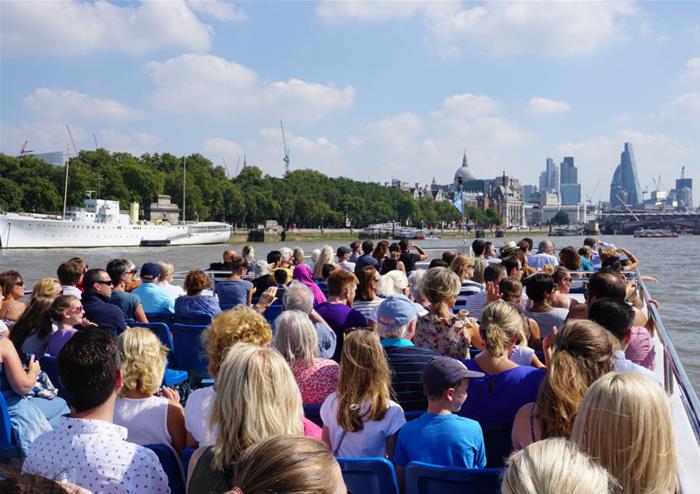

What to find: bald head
left=587, top=272, right=626, bottom=304
left=223, top=249, right=238, bottom=263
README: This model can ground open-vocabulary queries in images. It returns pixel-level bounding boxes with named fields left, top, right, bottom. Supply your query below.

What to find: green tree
left=484, top=208, right=503, bottom=228
left=551, top=210, right=570, bottom=225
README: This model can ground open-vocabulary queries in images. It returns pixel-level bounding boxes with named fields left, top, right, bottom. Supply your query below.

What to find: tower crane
left=19, top=140, right=33, bottom=156
left=92, top=133, right=99, bottom=150
left=65, top=124, right=79, bottom=156
left=280, top=120, right=290, bottom=174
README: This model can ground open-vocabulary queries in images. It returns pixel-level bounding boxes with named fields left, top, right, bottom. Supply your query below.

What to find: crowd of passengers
left=0, top=236, right=677, bottom=493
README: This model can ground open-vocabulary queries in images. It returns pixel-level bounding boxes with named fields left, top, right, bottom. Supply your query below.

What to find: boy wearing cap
left=393, top=356, right=486, bottom=486
left=131, top=262, right=175, bottom=314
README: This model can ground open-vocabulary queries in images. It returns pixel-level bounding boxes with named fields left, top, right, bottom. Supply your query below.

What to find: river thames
left=1, top=234, right=697, bottom=392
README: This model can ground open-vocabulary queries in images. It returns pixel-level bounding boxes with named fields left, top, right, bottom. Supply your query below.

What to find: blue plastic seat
left=173, top=312, right=213, bottom=326
left=219, top=304, right=236, bottom=311
left=39, top=355, right=67, bottom=399
left=482, top=427, right=512, bottom=468
left=405, top=461, right=503, bottom=494
left=404, top=409, right=424, bottom=422
left=262, top=304, right=284, bottom=324
left=145, top=312, right=174, bottom=325
left=337, top=457, right=399, bottom=494
left=0, top=393, right=20, bottom=460
left=130, top=322, right=174, bottom=355
left=181, top=447, right=196, bottom=474
left=170, top=323, right=208, bottom=375
left=303, top=404, right=323, bottom=426
left=145, top=444, right=185, bottom=494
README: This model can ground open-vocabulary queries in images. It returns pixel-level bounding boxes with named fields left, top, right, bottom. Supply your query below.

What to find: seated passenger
left=450, top=255, right=484, bottom=301
left=546, top=266, right=580, bottom=310
left=187, top=344, right=317, bottom=493
left=558, top=246, right=582, bottom=272
left=175, top=270, right=221, bottom=317
left=282, top=282, right=336, bottom=359
left=185, top=306, right=272, bottom=447
left=209, top=248, right=237, bottom=272
left=214, top=256, right=254, bottom=308
left=9, top=295, right=54, bottom=356
left=114, top=327, right=186, bottom=454
left=394, top=357, right=486, bottom=487
left=30, top=277, right=62, bottom=300
left=156, top=261, right=185, bottom=298
left=527, top=240, right=559, bottom=269
left=523, top=273, right=568, bottom=339
left=0, top=270, right=28, bottom=329
left=57, top=258, right=85, bottom=300
left=273, top=310, right=339, bottom=405
left=377, top=269, right=410, bottom=298
left=291, top=261, right=326, bottom=305
left=22, top=329, right=168, bottom=493
left=498, top=279, right=543, bottom=364
left=572, top=372, right=677, bottom=494
left=231, top=435, right=347, bottom=494
left=46, top=295, right=84, bottom=356
left=314, top=269, right=367, bottom=362
left=321, top=330, right=405, bottom=458
left=351, top=266, right=384, bottom=328
left=376, top=295, right=434, bottom=411
left=502, top=437, right=615, bottom=494
left=414, top=267, right=482, bottom=359
left=588, top=298, right=659, bottom=383
left=106, top=259, right=148, bottom=323
left=380, top=243, right=406, bottom=274
left=511, top=320, right=615, bottom=450
left=459, top=301, right=546, bottom=430
left=132, top=263, right=175, bottom=314
left=81, top=269, right=128, bottom=336
left=313, top=247, right=335, bottom=281
left=462, top=264, right=507, bottom=321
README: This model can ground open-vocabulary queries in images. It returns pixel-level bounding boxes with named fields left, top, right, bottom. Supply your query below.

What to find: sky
left=1, top=0, right=699, bottom=204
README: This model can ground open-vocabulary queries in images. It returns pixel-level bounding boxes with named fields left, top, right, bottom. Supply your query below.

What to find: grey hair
left=310, top=248, right=321, bottom=262
left=273, top=310, right=318, bottom=366
left=538, top=240, right=554, bottom=253
left=279, top=247, right=293, bottom=263
left=377, top=315, right=416, bottom=340
left=254, top=261, right=271, bottom=278
left=282, top=282, right=314, bottom=313
left=408, top=269, right=427, bottom=303
left=377, top=270, right=409, bottom=297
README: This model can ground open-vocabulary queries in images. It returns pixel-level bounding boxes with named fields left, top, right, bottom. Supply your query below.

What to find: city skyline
left=1, top=1, right=698, bottom=204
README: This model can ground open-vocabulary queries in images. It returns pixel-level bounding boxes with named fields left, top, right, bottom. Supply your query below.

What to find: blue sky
left=1, top=0, right=698, bottom=204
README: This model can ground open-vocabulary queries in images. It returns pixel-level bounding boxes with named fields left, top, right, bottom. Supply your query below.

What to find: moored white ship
left=0, top=198, right=231, bottom=249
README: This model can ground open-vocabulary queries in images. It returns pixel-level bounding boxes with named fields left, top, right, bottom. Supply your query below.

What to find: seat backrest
left=130, top=322, right=174, bottom=354
left=181, top=447, right=196, bottom=474
left=482, top=427, right=512, bottom=468
left=146, top=312, right=174, bottom=325
left=405, top=461, right=503, bottom=494
left=337, top=457, right=399, bottom=494
left=303, top=404, right=323, bottom=426
left=0, top=392, right=19, bottom=459
left=404, top=409, right=424, bottom=422
left=262, top=304, right=283, bottom=324
left=170, top=323, right=208, bottom=372
left=145, top=444, right=185, bottom=494
left=39, top=355, right=67, bottom=399
left=173, top=312, right=212, bottom=326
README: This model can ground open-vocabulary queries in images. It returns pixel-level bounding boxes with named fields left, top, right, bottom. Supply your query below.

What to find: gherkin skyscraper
left=610, top=142, right=642, bottom=208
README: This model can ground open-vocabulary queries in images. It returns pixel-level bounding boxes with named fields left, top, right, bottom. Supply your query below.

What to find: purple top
left=315, top=302, right=367, bottom=361
left=458, top=359, right=545, bottom=429
left=47, top=328, right=78, bottom=357
left=293, top=264, right=327, bottom=305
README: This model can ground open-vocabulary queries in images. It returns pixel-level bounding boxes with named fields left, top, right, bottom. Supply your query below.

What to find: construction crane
left=92, top=133, right=99, bottom=150
left=235, top=155, right=241, bottom=176
left=615, top=192, right=641, bottom=222
left=585, top=177, right=602, bottom=203
left=19, top=140, right=33, bottom=156
left=65, top=124, right=79, bottom=156
left=280, top=120, right=290, bottom=174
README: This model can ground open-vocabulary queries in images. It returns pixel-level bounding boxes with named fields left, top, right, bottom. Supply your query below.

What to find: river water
left=1, top=234, right=697, bottom=393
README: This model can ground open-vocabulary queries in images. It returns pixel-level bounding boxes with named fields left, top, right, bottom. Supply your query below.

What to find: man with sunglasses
left=82, top=269, right=127, bottom=336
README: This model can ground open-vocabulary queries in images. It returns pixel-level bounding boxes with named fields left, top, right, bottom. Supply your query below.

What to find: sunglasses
left=95, top=280, right=113, bottom=286
left=15, top=281, right=25, bottom=286
left=69, top=305, right=85, bottom=313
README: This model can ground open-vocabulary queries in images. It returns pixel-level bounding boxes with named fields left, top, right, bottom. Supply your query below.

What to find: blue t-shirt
left=459, top=360, right=545, bottom=429
left=132, top=283, right=175, bottom=314
left=394, top=413, right=486, bottom=469
left=214, top=279, right=253, bottom=307
left=110, top=290, right=141, bottom=321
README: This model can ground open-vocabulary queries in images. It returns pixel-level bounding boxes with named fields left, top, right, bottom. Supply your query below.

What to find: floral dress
left=292, top=358, right=340, bottom=405
left=414, top=312, right=473, bottom=359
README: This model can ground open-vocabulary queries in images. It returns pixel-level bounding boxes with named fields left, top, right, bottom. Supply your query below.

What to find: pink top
left=303, top=418, right=323, bottom=441
left=293, top=264, right=327, bottom=305
left=292, top=358, right=340, bottom=405
left=625, top=326, right=655, bottom=370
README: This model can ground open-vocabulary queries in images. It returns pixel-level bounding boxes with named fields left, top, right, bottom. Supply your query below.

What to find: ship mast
left=182, top=156, right=186, bottom=223
left=62, top=145, right=70, bottom=219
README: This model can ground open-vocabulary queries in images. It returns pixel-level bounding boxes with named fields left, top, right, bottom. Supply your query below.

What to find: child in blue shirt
left=394, top=356, right=487, bottom=489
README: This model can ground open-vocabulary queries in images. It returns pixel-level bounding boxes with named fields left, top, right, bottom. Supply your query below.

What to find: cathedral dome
left=453, top=150, right=476, bottom=184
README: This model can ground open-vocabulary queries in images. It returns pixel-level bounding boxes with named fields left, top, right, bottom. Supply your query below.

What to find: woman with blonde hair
left=30, top=278, right=62, bottom=300
left=321, top=330, right=405, bottom=458
left=450, top=255, right=483, bottom=300
left=313, top=245, right=335, bottom=280
left=511, top=320, right=615, bottom=450
left=187, top=343, right=309, bottom=493
left=544, top=266, right=580, bottom=310
left=273, top=310, right=339, bottom=405
left=114, top=327, right=186, bottom=454
left=230, top=435, right=347, bottom=494
left=498, top=278, right=543, bottom=366
left=414, top=267, right=482, bottom=359
left=156, top=261, right=185, bottom=298
left=572, top=372, right=677, bottom=494
left=502, top=437, right=616, bottom=494
left=459, top=301, right=545, bottom=434
left=184, top=306, right=272, bottom=447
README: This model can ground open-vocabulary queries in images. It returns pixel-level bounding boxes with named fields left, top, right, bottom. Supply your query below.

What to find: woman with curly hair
left=321, top=329, right=405, bottom=458
left=184, top=306, right=275, bottom=447
left=175, top=270, right=221, bottom=317
left=114, top=327, right=186, bottom=454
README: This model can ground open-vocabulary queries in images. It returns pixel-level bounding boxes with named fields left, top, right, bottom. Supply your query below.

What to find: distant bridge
left=598, top=211, right=700, bottom=234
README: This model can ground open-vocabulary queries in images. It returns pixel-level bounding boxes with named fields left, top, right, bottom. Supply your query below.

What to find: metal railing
left=636, top=269, right=700, bottom=442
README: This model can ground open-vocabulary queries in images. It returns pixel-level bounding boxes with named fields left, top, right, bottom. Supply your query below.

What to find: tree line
left=0, top=150, right=502, bottom=228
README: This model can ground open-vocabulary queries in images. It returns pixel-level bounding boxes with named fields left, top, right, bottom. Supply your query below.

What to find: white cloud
left=661, top=92, right=700, bottom=121
left=201, top=130, right=343, bottom=178
left=146, top=54, right=355, bottom=122
left=1, top=0, right=212, bottom=57
left=426, top=1, right=639, bottom=58
left=97, top=129, right=163, bottom=156
left=364, top=113, right=424, bottom=152
left=680, top=57, right=700, bottom=83
left=552, top=130, right=688, bottom=202
left=315, top=1, right=425, bottom=23
left=24, top=88, right=144, bottom=121
left=187, top=0, right=247, bottom=22
left=529, top=97, right=571, bottom=114
left=433, top=93, right=499, bottom=118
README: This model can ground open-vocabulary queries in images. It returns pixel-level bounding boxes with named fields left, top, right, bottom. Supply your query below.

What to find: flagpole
left=458, top=177, right=467, bottom=245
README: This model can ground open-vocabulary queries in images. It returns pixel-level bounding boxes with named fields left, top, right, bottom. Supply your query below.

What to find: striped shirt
left=352, top=297, right=384, bottom=323
left=382, top=339, right=438, bottom=411
left=457, top=280, right=484, bottom=303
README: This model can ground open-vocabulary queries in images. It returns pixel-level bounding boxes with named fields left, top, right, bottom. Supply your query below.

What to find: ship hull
left=0, top=215, right=231, bottom=248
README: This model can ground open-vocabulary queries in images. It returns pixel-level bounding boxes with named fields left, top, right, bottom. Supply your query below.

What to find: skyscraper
left=560, top=157, right=577, bottom=184
left=559, top=156, right=580, bottom=205
left=610, top=142, right=643, bottom=208
left=539, top=157, right=559, bottom=193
